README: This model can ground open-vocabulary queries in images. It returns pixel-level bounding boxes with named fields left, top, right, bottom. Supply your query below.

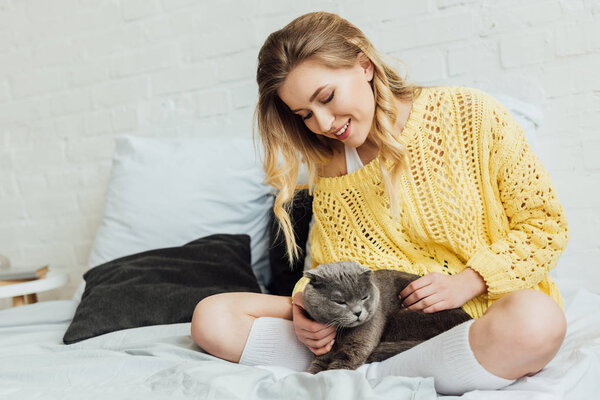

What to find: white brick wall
left=0, top=0, right=598, bottom=309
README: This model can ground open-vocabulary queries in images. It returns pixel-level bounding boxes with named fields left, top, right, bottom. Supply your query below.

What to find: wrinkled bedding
left=0, top=286, right=598, bottom=400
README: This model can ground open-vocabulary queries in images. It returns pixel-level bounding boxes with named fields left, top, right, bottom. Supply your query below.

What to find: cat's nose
left=353, top=310, right=361, bottom=318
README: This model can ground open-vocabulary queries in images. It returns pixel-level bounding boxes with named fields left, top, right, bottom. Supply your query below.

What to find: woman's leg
left=360, top=288, right=566, bottom=395
left=469, top=288, right=567, bottom=379
left=191, top=292, right=293, bottom=363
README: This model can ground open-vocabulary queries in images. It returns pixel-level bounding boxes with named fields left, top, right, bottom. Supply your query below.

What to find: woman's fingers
left=401, top=284, right=436, bottom=307
left=292, top=303, right=336, bottom=354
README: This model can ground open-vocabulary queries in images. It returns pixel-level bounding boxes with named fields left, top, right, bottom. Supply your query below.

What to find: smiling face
left=277, top=55, right=376, bottom=148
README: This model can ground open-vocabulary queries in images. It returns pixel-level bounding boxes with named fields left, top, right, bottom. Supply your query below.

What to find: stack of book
left=0, top=266, right=49, bottom=286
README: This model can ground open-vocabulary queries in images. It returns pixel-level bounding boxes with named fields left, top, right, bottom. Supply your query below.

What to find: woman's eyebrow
left=292, top=85, right=327, bottom=112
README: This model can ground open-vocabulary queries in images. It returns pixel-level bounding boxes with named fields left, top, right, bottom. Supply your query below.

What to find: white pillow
left=73, top=135, right=274, bottom=301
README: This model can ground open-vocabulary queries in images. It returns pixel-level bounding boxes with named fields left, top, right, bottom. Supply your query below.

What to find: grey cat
left=302, top=261, right=472, bottom=374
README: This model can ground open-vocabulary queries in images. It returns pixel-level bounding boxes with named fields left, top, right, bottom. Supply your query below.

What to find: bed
left=1, top=96, right=598, bottom=399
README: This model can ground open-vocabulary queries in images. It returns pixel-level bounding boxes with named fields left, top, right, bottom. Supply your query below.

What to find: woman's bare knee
left=471, top=289, right=566, bottom=379
left=191, top=293, right=254, bottom=362
left=190, top=292, right=294, bottom=363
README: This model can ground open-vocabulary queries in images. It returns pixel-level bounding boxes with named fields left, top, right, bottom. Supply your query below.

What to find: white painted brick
left=371, top=0, right=432, bottom=19
left=75, top=240, right=94, bottom=266
left=540, top=62, right=577, bottom=98
left=189, top=27, right=256, bottom=60
left=49, top=88, right=93, bottom=117
left=0, top=98, right=53, bottom=125
left=199, top=1, right=253, bottom=30
left=75, top=26, right=144, bottom=61
left=232, top=82, right=258, bottom=109
left=92, top=77, right=148, bottom=107
left=84, top=110, right=113, bottom=136
left=572, top=54, right=600, bottom=92
left=77, top=189, right=107, bottom=215
left=110, top=44, right=178, bottom=78
left=68, top=63, right=109, bottom=87
left=437, top=0, right=478, bottom=9
left=24, top=0, right=79, bottom=19
left=480, top=1, right=563, bottom=37
left=194, top=90, right=229, bottom=117
left=447, top=41, right=498, bottom=76
left=0, top=80, right=9, bottom=103
left=160, top=0, right=197, bottom=11
left=0, top=199, right=27, bottom=220
left=55, top=115, right=85, bottom=139
left=112, top=107, right=139, bottom=132
left=30, top=217, right=92, bottom=244
left=0, top=151, right=13, bottom=170
left=0, top=173, right=18, bottom=198
left=377, top=12, right=475, bottom=52
left=392, top=48, right=446, bottom=84
left=218, top=51, right=257, bottom=82
left=555, top=24, right=588, bottom=56
left=582, top=138, right=600, bottom=170
left=12, top=140, right=66, bottom=174
left=0, top=30, right=12, bottom=53
left=0, top=50, right=32, bottom=78
left=550, top=171, right=600, bottom=208
left=9, top=69, right=66, bottom=99
left=339, top=0, right=371, bottom=25
left=150, top=63, right=217, bottom=95
left=500, top=31, right=550, bottom=68
left=17, top=173, right=48, bottom=197
left=32, top=38, right=79, bottom=67
left=23, top=195, right=78, bottom=220
left=66, top=136, right=116, bottom=163
left=45, top=170, right=79, bottom=193
left=121, top=0, right=159, bottom=21
left=20, top=243, right=76, bottom=267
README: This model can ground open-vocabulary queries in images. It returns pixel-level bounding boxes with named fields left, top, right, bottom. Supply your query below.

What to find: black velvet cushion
left=267, top=188, right=313, bottom=296
left=63, top=233, right=260, bottom=344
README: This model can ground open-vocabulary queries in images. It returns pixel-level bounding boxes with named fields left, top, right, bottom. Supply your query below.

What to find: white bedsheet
left=0, top=287, right=598, bottom=400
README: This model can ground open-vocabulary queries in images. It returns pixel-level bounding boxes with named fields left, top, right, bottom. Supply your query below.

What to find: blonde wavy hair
left=255, top=11, right=423, bottom=264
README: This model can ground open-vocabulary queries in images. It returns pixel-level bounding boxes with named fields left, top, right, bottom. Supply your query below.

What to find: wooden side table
left=0, top=273, right=69, bottom=307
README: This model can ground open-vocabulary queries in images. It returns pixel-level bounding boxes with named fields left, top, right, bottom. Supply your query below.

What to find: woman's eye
left=300, top=91, right=334, bottom=121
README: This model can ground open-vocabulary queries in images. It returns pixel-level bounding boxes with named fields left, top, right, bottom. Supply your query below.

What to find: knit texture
left=293, top=86, right=569, bottom=318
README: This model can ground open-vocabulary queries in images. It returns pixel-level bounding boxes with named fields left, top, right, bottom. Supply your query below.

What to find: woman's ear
left=357, top=52, right=374, bottom=82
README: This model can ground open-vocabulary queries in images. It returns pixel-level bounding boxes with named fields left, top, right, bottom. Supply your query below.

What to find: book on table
left=0, top=265, right=49, bottom=284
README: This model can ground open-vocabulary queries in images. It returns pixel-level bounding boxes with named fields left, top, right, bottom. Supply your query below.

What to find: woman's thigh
left=191, top=292, right=293, bottom=362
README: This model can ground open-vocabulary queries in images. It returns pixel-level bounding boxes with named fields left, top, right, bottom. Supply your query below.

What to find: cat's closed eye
left=333, top=299, right=346, bottom=305
left=362, top=295, right=370, bottom=301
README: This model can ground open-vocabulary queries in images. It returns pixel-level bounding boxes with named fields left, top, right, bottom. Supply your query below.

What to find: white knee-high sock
left=357, top=319, right=515, bottom=395
left=238, top=317, right=314, bottom=371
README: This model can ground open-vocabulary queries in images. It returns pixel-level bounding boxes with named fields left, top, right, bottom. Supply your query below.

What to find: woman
left=191, top=11, right=569, bottom=395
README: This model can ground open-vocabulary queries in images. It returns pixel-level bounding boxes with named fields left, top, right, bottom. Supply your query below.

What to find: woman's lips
left=335, top=119, right=351, bottom=140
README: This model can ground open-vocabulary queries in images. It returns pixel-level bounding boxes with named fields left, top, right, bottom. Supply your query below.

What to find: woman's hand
left=399, top=268, right=487, bottom=313
left=292, top=291, right=337, bottom=355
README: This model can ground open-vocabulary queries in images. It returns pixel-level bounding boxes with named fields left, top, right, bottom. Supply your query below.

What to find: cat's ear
left=362, top=268, right=373, bottom=276
left=304, top=271, right=324, bottom=288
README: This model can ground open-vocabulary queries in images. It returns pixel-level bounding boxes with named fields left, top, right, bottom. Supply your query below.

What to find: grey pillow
left=63, top=233, right=260, bottom=344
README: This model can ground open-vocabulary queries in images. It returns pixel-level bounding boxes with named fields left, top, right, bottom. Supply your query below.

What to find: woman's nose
left=313, top=109, right=335, bottom=134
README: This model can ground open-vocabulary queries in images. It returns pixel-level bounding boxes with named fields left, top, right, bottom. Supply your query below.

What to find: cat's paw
left=327, top=360, right=362, bottom=371
left=307, top=359, right=328, bottom=374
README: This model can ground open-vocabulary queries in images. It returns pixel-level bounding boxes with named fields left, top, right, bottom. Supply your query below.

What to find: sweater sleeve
left=291, top=276, right=310, bottom=301
left=465, top=92, right=570, bottom=299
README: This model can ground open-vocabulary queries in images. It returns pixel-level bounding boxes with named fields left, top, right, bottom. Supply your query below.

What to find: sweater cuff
left=291, top=276, right=310, bottom=302
left=465, top=246, right=514, bottom=299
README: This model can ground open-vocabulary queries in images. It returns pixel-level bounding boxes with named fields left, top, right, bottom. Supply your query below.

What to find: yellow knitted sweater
left=292, top=86, right=569, bottom=319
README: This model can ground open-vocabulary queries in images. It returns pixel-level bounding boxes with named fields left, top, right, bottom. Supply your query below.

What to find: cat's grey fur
left=302, top=261, right=472, bottom=374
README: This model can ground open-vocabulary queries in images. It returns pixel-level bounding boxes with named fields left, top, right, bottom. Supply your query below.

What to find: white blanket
left=0, top=288, right=598, bottom=400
